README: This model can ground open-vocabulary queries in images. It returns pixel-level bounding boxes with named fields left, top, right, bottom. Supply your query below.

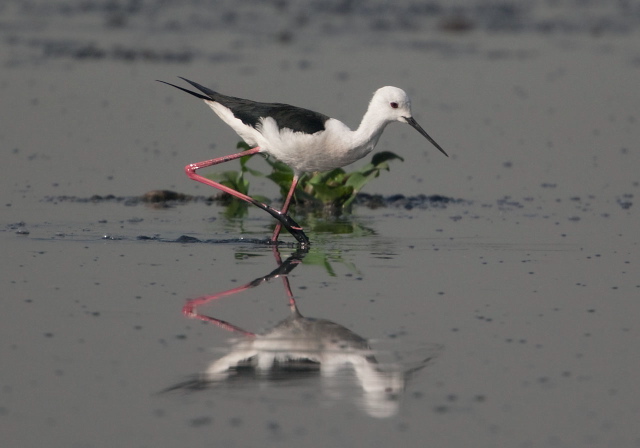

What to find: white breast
left=257, top=118, right=373, bottom=174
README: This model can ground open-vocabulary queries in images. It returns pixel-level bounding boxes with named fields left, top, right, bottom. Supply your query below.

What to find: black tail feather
left=177, top=77, right=221, bottom=99
left=156, top=79, right=210, bottom=101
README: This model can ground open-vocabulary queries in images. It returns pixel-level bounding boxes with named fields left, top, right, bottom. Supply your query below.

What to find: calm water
left=2, top=1, right=640, bottom=447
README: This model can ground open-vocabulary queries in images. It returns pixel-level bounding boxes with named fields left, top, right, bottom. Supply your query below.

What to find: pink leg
left=185, top=149, right=309, bottom=245
left=271, top=174, right=300, bottom=243
left=185, top=147, right=261, bottom=203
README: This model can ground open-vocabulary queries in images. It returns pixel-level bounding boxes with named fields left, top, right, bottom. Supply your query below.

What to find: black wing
left=158, top=78, right=330, bottom=135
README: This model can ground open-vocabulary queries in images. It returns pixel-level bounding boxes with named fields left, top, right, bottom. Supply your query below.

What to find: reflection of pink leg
left=183, top=285, right=256, bottom=337
left=186, top=312, right=255, bottom=337
left=272, top=246, right=298, bottom=310
left=182, top=247, right=305, bottom=335
left=185, top=151, right=308, bottom=244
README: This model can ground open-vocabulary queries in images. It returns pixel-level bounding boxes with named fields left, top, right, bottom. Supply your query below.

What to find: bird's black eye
left=390, top=102, right=399, bottom=109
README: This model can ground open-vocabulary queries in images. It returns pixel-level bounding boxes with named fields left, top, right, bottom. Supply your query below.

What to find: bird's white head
left=371, top=86, right=449, bottom=157
left=371, top=86, right=414, bottom=124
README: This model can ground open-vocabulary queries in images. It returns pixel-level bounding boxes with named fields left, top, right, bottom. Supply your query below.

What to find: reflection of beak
left=404, top=116, right=449, bottom=157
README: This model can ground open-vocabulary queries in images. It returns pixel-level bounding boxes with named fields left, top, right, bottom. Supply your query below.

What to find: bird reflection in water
left=166, top=248, right=436, bottom=418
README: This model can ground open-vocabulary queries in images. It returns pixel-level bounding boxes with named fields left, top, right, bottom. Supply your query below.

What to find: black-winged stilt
left=159, top=77, right=448, bottom=245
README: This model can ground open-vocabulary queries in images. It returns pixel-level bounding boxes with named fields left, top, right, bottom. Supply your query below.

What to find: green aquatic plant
left=220, top=141, right=404, bottom=213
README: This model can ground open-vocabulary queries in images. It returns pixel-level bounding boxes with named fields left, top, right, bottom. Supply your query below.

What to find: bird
left=158, top=77, right=448, bottom=246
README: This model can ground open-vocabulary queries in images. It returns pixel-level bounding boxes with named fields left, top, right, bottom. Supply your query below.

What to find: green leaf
left=344, top=172, right=369, bottom=191
left=311, top=183, right=354, bottom=203
left=207, top=170, right=250, bottom=195
left=371, top=151, right=404, bottom=166
left=245, top=167, right=265, bottom=177
left=208, top=170, right=237, bottom=183
left=239, top=154, right=252, bottom=170
left=342, top=192, right=359, bottom=208
left=265, top=157, right=292, bottom=173
left=223, top=199, right=249, bottom=218
left=307, top=168, right=346, bottom=186
left=266, top=171, right=294, bottom=195
left=236, top=141, right=251, bottom=151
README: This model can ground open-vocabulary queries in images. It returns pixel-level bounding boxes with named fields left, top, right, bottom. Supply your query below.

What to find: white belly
left=257, top=118, right=375, bottom=174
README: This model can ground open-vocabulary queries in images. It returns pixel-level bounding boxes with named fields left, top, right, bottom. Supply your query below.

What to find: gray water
left=2, top=1, right=639, bottom=447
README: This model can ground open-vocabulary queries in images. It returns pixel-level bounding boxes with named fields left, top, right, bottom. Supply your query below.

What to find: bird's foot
left=252, top=199, right=310, bottom=246
left=273, top=214, right=309, bottom=246
left=286, top=224, right=310, bottom=246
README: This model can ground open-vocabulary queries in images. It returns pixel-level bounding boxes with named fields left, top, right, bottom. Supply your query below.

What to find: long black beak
left=405, top=116, right=448, bottom=157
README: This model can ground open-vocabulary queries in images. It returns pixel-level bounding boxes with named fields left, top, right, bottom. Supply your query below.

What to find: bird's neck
left=352, top=107, right=392, bottom=151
